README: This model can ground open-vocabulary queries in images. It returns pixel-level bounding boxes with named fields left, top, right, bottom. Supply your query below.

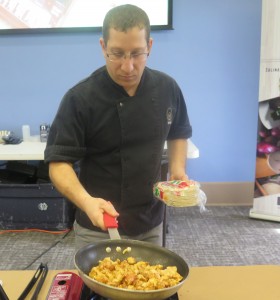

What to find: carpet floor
left=0, top=206, right=279, bottom=270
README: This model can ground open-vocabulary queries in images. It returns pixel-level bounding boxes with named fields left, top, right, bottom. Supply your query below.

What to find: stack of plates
left=153, top=180, right=207, bottom=208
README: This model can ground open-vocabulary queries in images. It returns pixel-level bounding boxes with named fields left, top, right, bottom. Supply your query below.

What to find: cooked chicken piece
left=89, top=257, right=183, bottom=290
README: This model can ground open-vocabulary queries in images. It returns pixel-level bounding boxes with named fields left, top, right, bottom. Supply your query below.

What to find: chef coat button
left=120, top=102, right=123, bottom=107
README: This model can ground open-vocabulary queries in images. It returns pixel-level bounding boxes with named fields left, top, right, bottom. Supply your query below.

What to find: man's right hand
left=83, top=197, right=119, bottom=231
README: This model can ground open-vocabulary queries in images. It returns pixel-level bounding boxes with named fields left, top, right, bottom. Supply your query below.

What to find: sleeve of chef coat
left=44, top=89, right=87, bottom=163
left=167, top=81, right=192, bottom=140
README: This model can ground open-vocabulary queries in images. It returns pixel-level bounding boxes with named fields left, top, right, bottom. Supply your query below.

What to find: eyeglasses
left=106, top=51, right=149, bottom=63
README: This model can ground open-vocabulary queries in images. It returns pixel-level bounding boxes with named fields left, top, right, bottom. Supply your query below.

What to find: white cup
left=22, top=125, right=30, bottom=141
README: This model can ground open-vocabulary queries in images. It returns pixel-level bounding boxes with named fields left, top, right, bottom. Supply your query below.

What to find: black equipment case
left=0, top=183, right=75, bottom=231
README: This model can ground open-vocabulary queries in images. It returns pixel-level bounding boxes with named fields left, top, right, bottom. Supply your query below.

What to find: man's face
left=100, top=27, right=153, bottom=96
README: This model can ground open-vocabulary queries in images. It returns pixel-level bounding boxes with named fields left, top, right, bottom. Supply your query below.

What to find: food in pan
left=105, top=246, right=131, bottom=254
left=153, top=180, right=200, bottom=207
left=105, top=247, right=111, bottom=253
left=122, top=246, right=131, bottom=254
left=89, top=257, right=183, bottom=290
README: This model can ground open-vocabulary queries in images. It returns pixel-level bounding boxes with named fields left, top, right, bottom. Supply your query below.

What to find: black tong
left=0, top=283, right=9, bottom=300
left=17, top=263, right=48, bottom=300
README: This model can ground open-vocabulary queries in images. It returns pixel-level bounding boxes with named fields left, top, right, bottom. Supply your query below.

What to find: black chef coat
left=45, top=66, right=192, bottom=235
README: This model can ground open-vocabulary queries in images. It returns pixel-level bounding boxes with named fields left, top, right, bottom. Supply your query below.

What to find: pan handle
left=103, top=213, right=118, bottom=228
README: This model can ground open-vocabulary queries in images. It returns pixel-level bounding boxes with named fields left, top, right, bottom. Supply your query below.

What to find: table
left=0, top=142, right=47, bottom=161
left=0, top=265, right=279, bottom=299
left=0, top=139, right=199, bottom=161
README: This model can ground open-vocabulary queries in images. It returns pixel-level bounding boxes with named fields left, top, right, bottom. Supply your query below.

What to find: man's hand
left=83, top=197, right=119, bottom=231
left=169, top=173, right=189, bottom=181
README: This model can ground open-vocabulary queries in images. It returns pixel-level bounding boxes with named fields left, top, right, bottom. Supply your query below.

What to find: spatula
left=103, top=212, right=121, bottom=240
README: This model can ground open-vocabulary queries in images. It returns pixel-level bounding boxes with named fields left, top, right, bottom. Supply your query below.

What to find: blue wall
left=0, top=0, right=261, bottom=183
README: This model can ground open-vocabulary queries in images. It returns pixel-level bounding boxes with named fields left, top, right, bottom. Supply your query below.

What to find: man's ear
left=148, top=38, right=153, bottom=55
left=99, top=38, right=107, bottom=58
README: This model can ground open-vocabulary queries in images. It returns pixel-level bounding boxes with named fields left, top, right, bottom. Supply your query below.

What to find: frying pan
left=74, top=239, right=189, bottom=300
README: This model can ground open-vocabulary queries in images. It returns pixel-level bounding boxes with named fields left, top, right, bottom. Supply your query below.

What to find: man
left=45, top=4, right=192, bottom=249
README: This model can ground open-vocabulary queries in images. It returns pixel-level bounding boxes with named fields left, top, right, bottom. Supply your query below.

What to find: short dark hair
left=102, top=4, right=150, bottom=46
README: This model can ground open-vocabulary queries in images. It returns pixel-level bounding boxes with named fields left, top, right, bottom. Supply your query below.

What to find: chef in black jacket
left=45, top=4, right=192, bottom=249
